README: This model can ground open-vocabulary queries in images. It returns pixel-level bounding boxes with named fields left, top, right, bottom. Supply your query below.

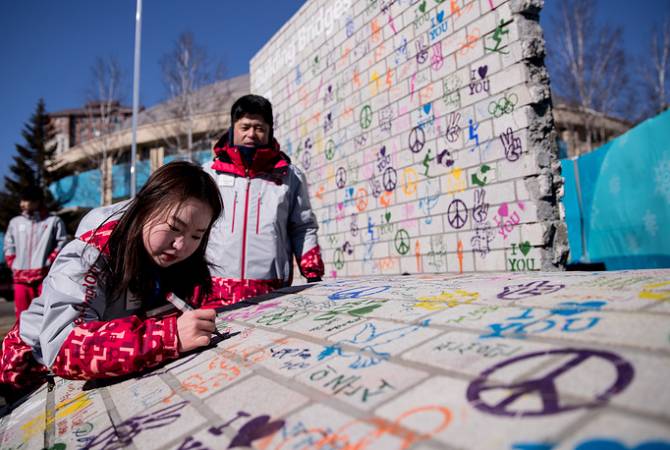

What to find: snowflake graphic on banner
left=655, top=158, right=670, bottom=204
left=626, top=234, right=640, bottom=253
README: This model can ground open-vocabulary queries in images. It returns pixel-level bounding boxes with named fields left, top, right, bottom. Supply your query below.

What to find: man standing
left=203, top=94, right=324, bottom=305
left=3, top=187, right=67, bottom=322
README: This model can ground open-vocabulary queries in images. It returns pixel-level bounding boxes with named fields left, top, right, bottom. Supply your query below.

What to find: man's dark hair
left=230, top=94, right=273, bottom=128
left=20, top=186, right=44, bottom=203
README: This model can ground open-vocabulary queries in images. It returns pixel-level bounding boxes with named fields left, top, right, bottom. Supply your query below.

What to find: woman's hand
left=176, top=309, right=216, bottom=353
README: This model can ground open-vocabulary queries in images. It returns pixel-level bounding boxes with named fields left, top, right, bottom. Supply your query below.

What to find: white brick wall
left=251, top=0, right=560, bottom=276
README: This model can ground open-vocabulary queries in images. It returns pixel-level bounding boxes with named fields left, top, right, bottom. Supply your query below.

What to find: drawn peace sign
left=467, top=349, right=634, bottom=417
left=360, top=105, right=373, bottom=129
left=355, top=188, right=369, bottom=212
left=350, top=219, right=359, bottom=236
left=394, top=229, right=411, bottom=255
left=447, top=199, right=468, bottom=229
left=333, top=248, right=345, bottom=270
left=382, top=166, right=398, bottom=191
left=325, top=139, right=336, bottom=160
left=408, top=126, right=426, bottom=153
left=336, top=167, right=347, bottom=189
left=301, top=150, right=312, bottom=170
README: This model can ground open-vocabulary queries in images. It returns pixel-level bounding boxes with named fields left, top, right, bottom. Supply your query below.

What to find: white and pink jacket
left=3, top=211, right=67, bottom=283
left=203, top=133, right=324, bottom=305
left=0, top=215, right=184, bottom=390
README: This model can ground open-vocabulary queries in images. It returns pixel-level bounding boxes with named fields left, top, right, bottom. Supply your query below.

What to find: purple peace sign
left=336, top=167, right=347, bottom=189
left=447, top=199, right=468, bottom=229
left=383, top=166, right=397, bottom=191
left=301, top=150, right=312, bottom=170
left=467, top=348, right=634, bottom=417
left=408, top=126, right=426, bottom=153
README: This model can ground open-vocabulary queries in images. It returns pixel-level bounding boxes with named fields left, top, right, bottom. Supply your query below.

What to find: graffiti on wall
left=250, top=0, right=557, bottom=276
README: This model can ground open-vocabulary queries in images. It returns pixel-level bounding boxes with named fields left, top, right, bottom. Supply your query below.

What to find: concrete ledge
left=1, top=270, right=669, bottom=447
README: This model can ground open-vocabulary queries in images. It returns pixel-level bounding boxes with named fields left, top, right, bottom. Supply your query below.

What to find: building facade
left=50, top=101, right=134, bottom=157
left=48, top=75, right=249, bottom=207
left=553, top=103, right=632, bottom=158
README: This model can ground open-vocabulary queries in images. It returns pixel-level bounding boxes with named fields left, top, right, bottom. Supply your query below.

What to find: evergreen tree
left=0, top=99, right=60, bottom=230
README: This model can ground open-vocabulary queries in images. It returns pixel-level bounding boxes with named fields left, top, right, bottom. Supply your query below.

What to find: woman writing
left=0, top=161, right=223, bottom=399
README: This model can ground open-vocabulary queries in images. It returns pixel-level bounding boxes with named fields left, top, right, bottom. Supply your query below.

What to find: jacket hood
left=79, top=219, right=117, bottom=256
left=211, top=129, right=290, bottom=177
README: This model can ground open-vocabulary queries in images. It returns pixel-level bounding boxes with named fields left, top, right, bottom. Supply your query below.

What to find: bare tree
left=84, top=56, right=128, bottom=205
left=547, top=0, right=631, bottom=148
left=641, top=18, right=670, bottom=118
left=151, top=32, right=228, bottom=162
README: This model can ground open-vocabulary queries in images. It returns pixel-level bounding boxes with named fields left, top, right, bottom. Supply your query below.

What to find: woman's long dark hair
left=102, top=161, right=222, bottom=305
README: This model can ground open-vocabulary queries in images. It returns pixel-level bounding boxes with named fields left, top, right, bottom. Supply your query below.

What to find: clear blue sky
left=0, top=0, right=307, bottom=183
left=0, top=0, right=668, bottom=185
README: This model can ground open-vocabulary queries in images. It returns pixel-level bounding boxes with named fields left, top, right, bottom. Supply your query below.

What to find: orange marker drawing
left=416, top=241, right=423, bottom=272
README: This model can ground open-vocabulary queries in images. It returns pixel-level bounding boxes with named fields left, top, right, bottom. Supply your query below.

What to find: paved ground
left=0, top=270, right=668, bottom=449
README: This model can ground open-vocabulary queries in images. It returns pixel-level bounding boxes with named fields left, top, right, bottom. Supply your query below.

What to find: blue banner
left=561, top=109, right=670, bottom=269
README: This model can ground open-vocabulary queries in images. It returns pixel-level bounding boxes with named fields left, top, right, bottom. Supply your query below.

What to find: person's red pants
left=13, top=282, right=42, bottom=322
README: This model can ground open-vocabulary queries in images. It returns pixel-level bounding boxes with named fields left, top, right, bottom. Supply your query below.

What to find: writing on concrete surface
left=250, top=0, right=564, bottom=277
left=1, top=270, right=668, bottom=448
left=467, top=348, right=635, bottom=417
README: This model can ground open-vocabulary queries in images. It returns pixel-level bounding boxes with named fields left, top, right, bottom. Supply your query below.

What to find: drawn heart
left=423, top=103, right=432, bottom=114
left=519, top=240, right=531, bottom=256
left=437, top=10, right=445, bottom=23
left=419, top=0, right=427, bottom=13
left=380, top=145, right=386, bottom=156
left=478, top=65, right=488, bottom=79
left=348, top=187, right=354, bottom=197
left=550, top=301, right=606, bottom=316
left=338, top=202, right=344, bottom=211
left=498, top=203, right=509, bottom=217
left=385, top=211, right=392, bottom=222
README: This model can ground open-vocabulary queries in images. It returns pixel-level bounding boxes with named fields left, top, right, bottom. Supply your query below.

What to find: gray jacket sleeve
left=288, top=166, right=321, bottom=263
left=53, top=217, right=68, bottom=254
left=20, top=239, right=106, bottom=367
left=3, top=219, right=16, bottom=262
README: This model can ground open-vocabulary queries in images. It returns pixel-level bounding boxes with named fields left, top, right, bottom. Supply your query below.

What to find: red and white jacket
left=3, top=211, right=67, bottom=283
left=202, top=132, right=324, bottom=305
left=0, top=214, right=185, bottom=390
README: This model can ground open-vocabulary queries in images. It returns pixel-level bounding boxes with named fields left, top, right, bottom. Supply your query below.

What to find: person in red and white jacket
left=203, top=94, right=324, bottom=306
left=0, top=161, right=222, bottom=400
left=3, top=187, right=67, bottom=322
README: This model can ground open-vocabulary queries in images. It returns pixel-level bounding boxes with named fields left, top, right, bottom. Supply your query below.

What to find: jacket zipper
left=240, top=170, right=251, bottom=281
left=231, top=192, right=237, bottom=233
left=28, top=218, right=35, bottom=269
left=256, top=194, right=261, bottom=234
